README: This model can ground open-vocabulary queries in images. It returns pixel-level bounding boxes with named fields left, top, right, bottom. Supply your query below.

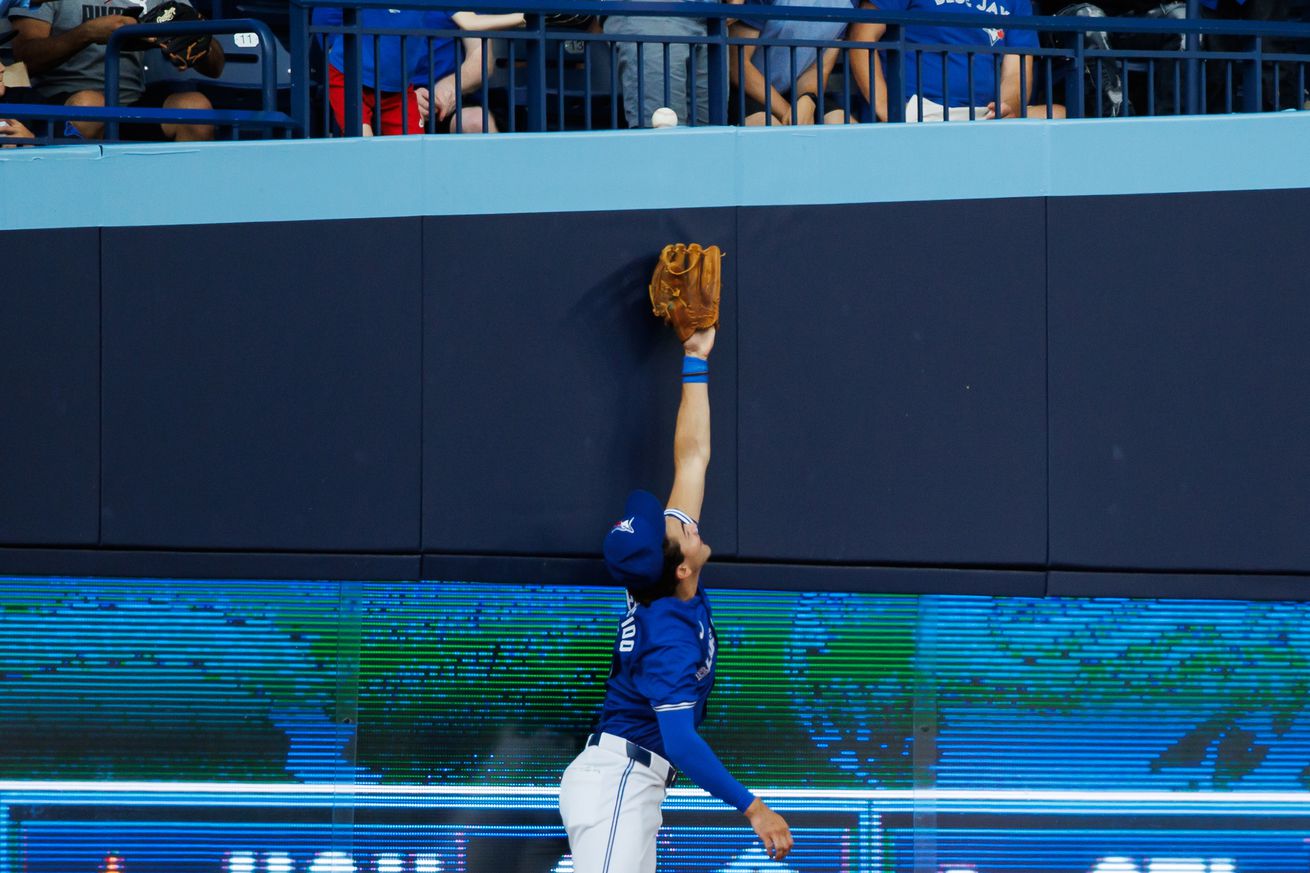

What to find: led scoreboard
left=2, top=577, right=1309, bottom=872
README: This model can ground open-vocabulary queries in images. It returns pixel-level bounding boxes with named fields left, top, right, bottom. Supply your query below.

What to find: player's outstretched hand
left=743, top=798, right=793, bottom=862
left=683, top=327, right=715, bottom=360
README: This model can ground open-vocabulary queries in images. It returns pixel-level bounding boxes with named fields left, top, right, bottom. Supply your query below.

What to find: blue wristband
left=682, top=355, right=709, bottom=383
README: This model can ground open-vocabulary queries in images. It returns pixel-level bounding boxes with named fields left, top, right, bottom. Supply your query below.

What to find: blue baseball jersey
left=595, top=587, right=718, bottom=759
left=876, top=0, right=1039, bottom=107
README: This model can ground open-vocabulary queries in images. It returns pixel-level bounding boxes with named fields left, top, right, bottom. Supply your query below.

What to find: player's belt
left=587, top=732, right=678, bottom=787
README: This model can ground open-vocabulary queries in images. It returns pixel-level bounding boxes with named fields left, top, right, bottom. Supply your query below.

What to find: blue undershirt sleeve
left=656, top=707, right=756, bottom=813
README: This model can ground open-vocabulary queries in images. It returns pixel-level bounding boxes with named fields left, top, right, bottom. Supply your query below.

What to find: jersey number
left=618, top=616, right=636, bottom=653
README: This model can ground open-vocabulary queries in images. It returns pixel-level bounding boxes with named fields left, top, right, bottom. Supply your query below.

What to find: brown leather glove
left=648, top=243, right=722, bottom=342
left=125, top=1, right=212, bottom=69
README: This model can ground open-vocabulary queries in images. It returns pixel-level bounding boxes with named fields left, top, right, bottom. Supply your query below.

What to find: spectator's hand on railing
left=985, top=100, right=1015, bottom=119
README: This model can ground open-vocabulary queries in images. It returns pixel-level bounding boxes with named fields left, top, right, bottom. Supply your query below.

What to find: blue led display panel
left=2, top=576, right=1309, bottom=872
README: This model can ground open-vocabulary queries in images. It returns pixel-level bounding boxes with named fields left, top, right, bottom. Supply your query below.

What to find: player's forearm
left=657, top=710, right=754, bottom=811
left=673, top=382, right=710, bottom=474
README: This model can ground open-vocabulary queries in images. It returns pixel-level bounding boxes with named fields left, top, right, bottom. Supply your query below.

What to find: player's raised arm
left=666, top=327, right=714, bottom=524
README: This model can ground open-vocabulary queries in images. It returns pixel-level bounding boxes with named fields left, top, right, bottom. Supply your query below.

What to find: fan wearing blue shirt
left=558, top=324, right=793, bottom=873
left=730, top=0, right=859, bottom=126
left=849, top=0, right=1063, bottom=120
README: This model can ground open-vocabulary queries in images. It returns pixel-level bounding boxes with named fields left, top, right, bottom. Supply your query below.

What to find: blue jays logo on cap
left=603, top=489, right=665, bottom=587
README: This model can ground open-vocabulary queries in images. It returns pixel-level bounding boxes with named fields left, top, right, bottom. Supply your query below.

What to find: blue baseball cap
left=603, top=489, right=666, bottom=587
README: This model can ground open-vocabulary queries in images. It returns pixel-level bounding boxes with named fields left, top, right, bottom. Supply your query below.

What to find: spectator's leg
left=604, top=16, right=707, bottom=127
left=603, top=15, right=644, bottom=128
left=692, top=42, right=709, bottom=125
left=663, top=17, right=708, bottom=126
left=65, top=90, right=106, bottom=140
left=161, top=91, right=217, bottom=142
left=822, top=108, right=857, bottom=124
left=453, top=106, right=499, bottom=133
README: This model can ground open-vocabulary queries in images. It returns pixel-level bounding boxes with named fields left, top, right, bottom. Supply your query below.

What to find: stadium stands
left=1, top=0, right=1308, bottom=141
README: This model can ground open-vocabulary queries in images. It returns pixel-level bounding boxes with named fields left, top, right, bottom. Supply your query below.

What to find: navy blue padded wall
left=736, top=200, right=1047, bottom=565
left=1048, top=189, right=1310, bottom=573
left=422, top=210, right=738, bottom=557
left=0, top=229, right=100, bottom=545
left=100, top=219, right=422, bottom=551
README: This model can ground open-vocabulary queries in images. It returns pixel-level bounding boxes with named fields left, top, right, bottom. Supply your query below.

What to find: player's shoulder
left=636, top=596, right=700, bottom=637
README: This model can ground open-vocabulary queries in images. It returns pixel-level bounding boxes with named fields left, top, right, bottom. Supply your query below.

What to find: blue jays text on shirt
left=933, top=0, right=1014, bottom=14
left=932, top=0, right=1014, bottom=45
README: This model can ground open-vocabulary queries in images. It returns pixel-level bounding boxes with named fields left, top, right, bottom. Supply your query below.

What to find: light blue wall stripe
left=2, top=113, right=1308, bottom=231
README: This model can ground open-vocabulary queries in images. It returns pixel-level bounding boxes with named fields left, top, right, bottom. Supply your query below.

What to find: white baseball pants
left=559, top=739, right=669, bottom=873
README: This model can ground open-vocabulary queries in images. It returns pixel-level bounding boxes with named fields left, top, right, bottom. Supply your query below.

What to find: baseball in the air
left=651, top=107, right=678, bottom=128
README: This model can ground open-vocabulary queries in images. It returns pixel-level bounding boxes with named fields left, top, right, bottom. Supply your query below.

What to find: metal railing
left=0, top=17, right=297, bottom=143
left=4, top=0, right=1309, bottom=143
left=292, top=0, right=1310, bottom=135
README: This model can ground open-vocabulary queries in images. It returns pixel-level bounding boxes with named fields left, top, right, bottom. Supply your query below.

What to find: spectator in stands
left=8, top=0, right=225, bottom=141
left=0, top=57, right=36, bottom=141
left=315, top=8, right=521, bottom=135
left=849, top=0, right=1063, bottom=120
left=730, top=0, right=858, bottom=125
left=1201, top=0, right=1302, bottom=110
left=1040, top=0, right=1188, bottom=116
left=603, top=6, right=708, bottom=127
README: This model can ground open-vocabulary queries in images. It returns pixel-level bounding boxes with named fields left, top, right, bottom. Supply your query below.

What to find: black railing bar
left=558, top=38, right=567, bottom=130
left=426, top=38, right=436, bottom=132
left=966, top=49, right=975, bottom=120
left=292, top=0, right=1310, bottom=40
left=636, top=40, right=645, bottom=125
left=308, top=23, right=1309, bottom=67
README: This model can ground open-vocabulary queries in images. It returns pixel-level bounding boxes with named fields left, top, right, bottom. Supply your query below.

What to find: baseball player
left=559, top=320, right=793, bottom=872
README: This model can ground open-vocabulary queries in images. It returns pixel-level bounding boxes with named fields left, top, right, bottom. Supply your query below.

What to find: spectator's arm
left=454, top=33, right=488, bottom=93
left=452, top=11, right=525, bottom=30
left=192, top=36, right=225, bottom=77
left=815, top=45, right=840, bottom=93
left=993, top=53, right=1025, bottom=118
left=848, top=3, right=887, bottom=121
left=428, top=34, right=490, bottom=122
left=11, top=14, right=138, bottom=75
left=729, top=21, right=792, bottom=123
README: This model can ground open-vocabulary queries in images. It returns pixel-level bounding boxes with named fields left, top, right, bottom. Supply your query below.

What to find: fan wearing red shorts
left=314, top=8, right=514, bottom=135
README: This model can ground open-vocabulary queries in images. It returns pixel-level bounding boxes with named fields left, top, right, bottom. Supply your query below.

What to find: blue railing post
left=1243, top=35, right=1262, bottom=112
left=888, top=25, right=905, bottom=122
left=104, top=39, right=122, bottom=140
left=707, top=15, right=727, bottom=125
left=343, top=5, right=363, bottom=136
left=524, top=13, right=548, bottom=131
left=1185, top=0, right=1201, bottom=114
left=291, top=0, right=310, bottom=137
left=1070, top=30, right=1085, bottom=118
